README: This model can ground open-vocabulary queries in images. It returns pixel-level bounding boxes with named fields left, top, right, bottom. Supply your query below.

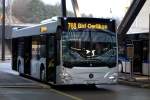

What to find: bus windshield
left=62, top=29, right=117, bottom=68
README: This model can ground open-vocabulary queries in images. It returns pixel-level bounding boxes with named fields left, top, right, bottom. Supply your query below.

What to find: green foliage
left=12, top=0, right=74, bottom=23
left=28, top=0, right=46, bottom=22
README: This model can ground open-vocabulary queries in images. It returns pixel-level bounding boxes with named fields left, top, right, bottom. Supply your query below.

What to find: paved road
left=0, top=87, right=77, bottom=100
left=0, top=61, right=79, bottom=100
left=0, top=71, right=47, bottom=88
left=1, top=61, right=150, bottom=100
left=1, top=85, right=150, bottom=100
left=55, top=85, right=150, bottom=100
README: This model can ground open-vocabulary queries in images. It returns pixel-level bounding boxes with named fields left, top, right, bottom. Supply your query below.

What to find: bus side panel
left=12, top=39, right=18, bottom=71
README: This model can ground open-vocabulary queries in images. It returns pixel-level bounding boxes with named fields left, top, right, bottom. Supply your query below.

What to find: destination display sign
left=67, top=22, right=108, bottom=30
left=64, top=18, right=116, bottom=32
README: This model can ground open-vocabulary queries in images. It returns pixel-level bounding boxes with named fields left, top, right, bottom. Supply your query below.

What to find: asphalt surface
left=0, top=85, right=150, bottom=100
left=55, top=85, right=150, bottom=100
left=1, top=61, right=150, bottom=100
left=0, top=88, right=75, bottom=100
left=0, top=61, right=78, bottom=100
left=0, top=61, right=47, bottom=88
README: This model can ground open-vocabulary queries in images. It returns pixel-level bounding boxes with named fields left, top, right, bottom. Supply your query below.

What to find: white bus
left=12, top=17, right=118, bottom=85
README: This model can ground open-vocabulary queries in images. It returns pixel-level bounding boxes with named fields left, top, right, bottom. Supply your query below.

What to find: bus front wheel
left=40, top=65, right=46, bottom=81
left=118, top=62, right=123, bottom=73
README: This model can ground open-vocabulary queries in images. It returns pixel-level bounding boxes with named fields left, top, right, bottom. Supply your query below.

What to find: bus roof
left=12, top=20, right=59, bottom=38
left=12, top=17, right=116, bottom=38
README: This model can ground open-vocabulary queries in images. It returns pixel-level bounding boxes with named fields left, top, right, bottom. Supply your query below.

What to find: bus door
left=17, top=39, right=25, bottom=73
left=24, top=38, right=31, bottom=75
left=46, top=35, right=56, bottom=82
left=12, top=39, right=18, bottom=71
left=133, top=40, right=143, bottom=74
left=31, top=38, right=40, bottom=78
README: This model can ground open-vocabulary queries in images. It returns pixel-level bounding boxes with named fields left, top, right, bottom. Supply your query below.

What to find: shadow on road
left=51, top=85, right=114, bottom=93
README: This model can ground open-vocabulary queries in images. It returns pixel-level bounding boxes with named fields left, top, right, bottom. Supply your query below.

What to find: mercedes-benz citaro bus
left=12, top=17, right=118, bottom=85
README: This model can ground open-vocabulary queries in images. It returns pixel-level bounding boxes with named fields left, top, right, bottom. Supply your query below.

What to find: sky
left=41, top=0, right=132, bottom=19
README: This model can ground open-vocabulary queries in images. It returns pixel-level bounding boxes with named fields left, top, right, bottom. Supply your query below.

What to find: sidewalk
left=118, top=73, right=150, bottom=88
left=0, top=60, right=18, bottom=75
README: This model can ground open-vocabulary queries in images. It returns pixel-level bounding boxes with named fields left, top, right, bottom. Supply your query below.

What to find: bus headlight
left=109, top=76, right=115, bottom=80
left=62, top=73, right=69, bottom=77
left=61, top=72, right=72, bottom=81
left=108, top=73, right=118, bottom=81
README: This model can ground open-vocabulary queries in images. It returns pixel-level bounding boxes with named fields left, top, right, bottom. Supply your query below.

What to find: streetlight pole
left=61, top=0, right=66, bottom=17
left=2, top=0, right=5, bottom=61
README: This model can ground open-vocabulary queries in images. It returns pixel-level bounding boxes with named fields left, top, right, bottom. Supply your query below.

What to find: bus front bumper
left=57, top=67, right=118, bottom=85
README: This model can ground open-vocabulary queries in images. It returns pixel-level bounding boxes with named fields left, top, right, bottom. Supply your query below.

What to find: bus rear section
left=12, top=17, right=118, bottom=85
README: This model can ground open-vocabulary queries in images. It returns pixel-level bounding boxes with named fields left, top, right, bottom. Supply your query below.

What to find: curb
left=0, top=83, right=51, bottom=89
left=0, top=85, right=50, bottom=89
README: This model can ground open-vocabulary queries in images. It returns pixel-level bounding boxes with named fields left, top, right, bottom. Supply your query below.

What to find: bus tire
left=118, top=61, right=123, bottom=73
left=40, top=64, right=45, bottom=81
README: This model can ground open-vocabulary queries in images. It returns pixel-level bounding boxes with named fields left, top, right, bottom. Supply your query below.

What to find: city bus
left=12, top=17, right=118, bottom=85
left=118, top=33, right=149, bottom=75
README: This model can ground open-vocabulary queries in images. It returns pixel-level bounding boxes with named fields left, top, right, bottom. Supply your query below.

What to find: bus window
left=48, top=36, right=55, bottom=58
left=32, top=40, right=40, bottom=60
left=40, top=36, right=46, bottom=58
left=18, top=41, right=24, bottom=57
left=47, top=35, right=56, bottom=81
left=40, top=45, right=46, bottom=57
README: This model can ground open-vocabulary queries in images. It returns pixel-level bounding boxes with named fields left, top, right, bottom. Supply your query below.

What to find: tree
left=12, top=0, right=75, bottom=23
left=12, top=0, right=32, bottom=22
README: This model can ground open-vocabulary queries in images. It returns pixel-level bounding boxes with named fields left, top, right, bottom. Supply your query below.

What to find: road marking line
left=50, top=88, right=82, bottom=100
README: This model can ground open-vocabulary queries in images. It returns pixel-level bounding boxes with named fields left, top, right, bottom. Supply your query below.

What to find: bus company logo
left=86, top=50, right=96, bottom=57
left=89, top=73, right=94, bottom=79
